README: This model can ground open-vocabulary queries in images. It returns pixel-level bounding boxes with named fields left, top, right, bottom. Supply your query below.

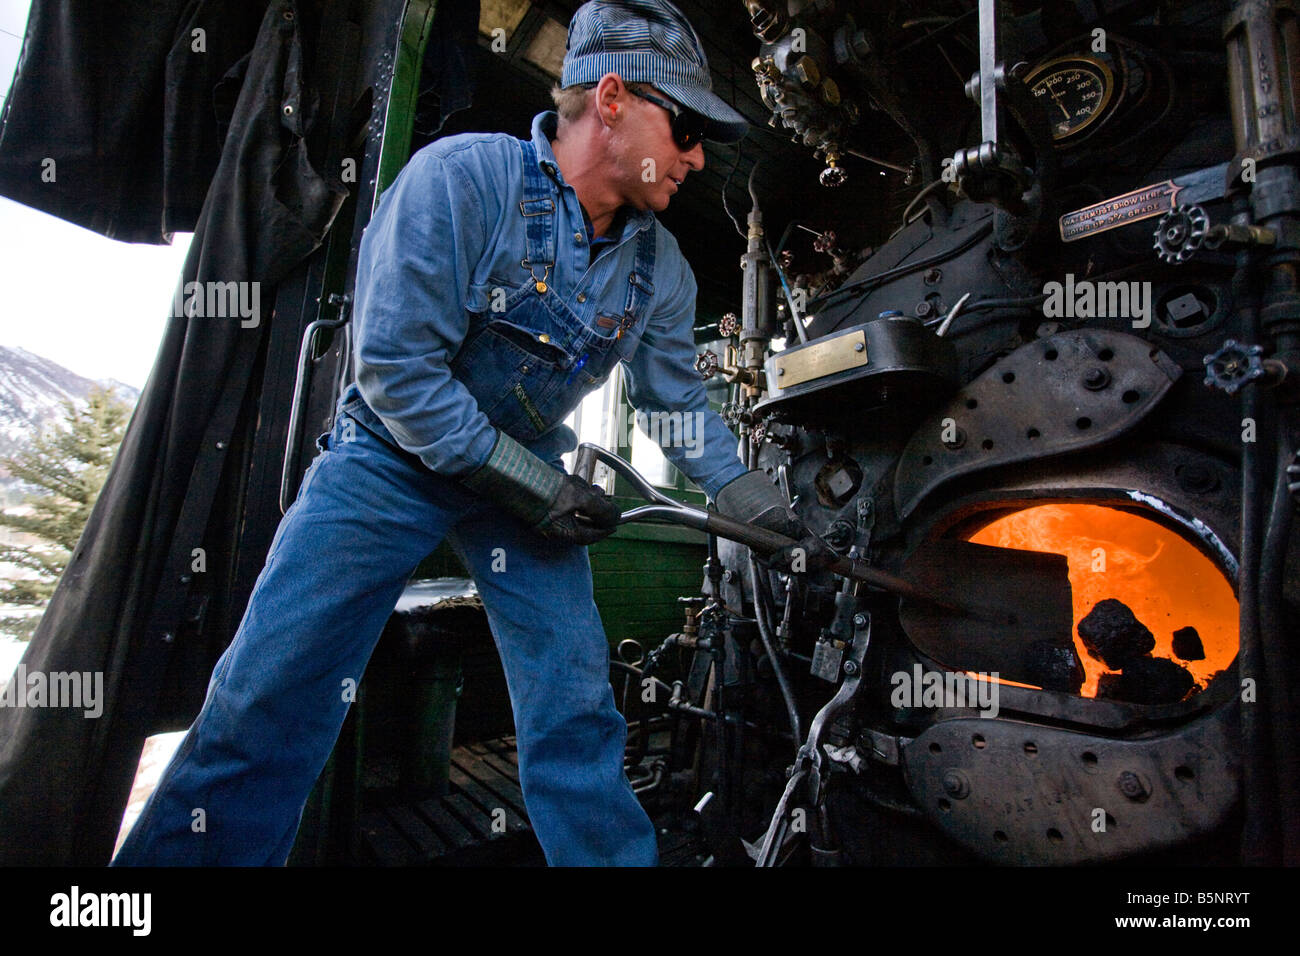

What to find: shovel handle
left=575, top=443, right=968, bottom=612
left=705, top=512, right=966, bottom=612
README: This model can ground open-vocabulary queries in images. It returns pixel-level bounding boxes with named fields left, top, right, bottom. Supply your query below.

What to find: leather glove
left=538, top=473, right=623, bottom=545
left=714, top=469, right=803, bottom=538
left=461, top=431, right=621, bottom=546
left=714, top=470, right=835, bottom=572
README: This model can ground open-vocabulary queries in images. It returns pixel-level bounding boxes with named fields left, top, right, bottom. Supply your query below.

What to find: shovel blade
left=899, top=540, right=1077, bottom=689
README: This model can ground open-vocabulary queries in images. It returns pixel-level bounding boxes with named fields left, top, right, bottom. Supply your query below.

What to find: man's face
left=605, top=80, right=706, bottom=212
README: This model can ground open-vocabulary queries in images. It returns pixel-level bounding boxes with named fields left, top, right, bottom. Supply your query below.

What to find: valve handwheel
left=1203, top=338, right=1266, bottom=394
left=1153, top=205, right=1210, bottom=264
left=695, top=349, right=720, bottom=380
left=720, top=401, right=745, bottom=427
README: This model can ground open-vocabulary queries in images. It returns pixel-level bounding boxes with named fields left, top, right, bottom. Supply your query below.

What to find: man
left=113, top=0, right=807, bottom=867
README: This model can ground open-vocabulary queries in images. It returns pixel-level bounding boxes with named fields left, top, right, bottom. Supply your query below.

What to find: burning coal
left=968, top=504, right=1237, bottom=698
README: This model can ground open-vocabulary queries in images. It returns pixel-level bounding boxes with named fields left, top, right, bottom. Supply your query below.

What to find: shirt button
left=577, top=292, right=587, bottom=303
left=574, top=232, right=583, bottom=243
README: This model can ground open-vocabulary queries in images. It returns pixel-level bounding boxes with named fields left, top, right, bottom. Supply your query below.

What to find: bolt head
left=1082, top=367, right=1111, bottom=390
left=1118, top=770, right=1149, bottom=799
left=942, top=769, right=970, bottom=798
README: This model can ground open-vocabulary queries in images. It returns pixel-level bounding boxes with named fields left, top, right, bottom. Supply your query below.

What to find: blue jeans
left=111, top=410, right=658, bottom=866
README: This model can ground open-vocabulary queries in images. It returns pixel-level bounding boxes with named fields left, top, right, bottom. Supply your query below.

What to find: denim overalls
left=112, top=137, right=661, bottom=867
left=448, top=138, right=655, bottom=445
left=335, top=137, right=656, bottom=466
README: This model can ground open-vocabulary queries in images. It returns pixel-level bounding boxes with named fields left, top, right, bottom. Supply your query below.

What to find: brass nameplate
left=774, top=330, right=868, bottom=389
left=1059, top=181, right=1181, bottom=242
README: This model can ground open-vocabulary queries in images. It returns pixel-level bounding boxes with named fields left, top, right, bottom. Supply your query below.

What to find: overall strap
left=624, top=221, right=657, bottom=319
left=517, top=138, right=556, bottom=290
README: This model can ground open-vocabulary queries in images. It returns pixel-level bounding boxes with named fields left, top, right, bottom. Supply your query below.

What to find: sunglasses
left=627, top=87, right=709, bottom=152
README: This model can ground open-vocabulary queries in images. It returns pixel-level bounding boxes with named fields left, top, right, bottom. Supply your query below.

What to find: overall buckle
left=521, top=258, right=552, bottom=294
left=519, top=198, right=555, bottom=217
left=627, top=270, right=655, bottom=295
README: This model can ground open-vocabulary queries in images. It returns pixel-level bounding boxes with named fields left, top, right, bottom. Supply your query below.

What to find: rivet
left=577, top=292, right=587, bottom=303
left=283, top=104, right=295, bottom=116
left=538, top=333, right=550, bottom=343
left=535, top=281, right=547, bottom=293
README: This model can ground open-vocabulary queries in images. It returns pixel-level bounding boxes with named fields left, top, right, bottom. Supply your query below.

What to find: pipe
left=748, top=552, right=801, bottom=747
left=1232, top=236, right=1283, bottom=864
left=1260, top=421, right=1300, bottom=863
left=745, top=439, right=802, bottom=748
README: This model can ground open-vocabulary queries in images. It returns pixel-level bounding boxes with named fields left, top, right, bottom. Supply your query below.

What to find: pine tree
left=0, top=386, right=133, bottom=639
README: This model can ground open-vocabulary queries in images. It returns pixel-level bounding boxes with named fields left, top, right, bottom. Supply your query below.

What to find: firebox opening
left=963, top=503, right=1238, bottom=701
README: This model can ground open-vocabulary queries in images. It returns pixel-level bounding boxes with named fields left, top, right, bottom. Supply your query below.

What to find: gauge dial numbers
left=1024, top=55, right=1117, bottom=141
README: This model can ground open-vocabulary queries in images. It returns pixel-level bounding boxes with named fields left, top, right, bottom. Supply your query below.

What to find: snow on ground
left=113, top=731, right=186, bottom=858
left=0, top=633, right=26, bottom=690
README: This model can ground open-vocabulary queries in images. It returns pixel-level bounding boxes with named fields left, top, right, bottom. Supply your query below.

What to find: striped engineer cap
left=560, top=0, right=749, bottom=143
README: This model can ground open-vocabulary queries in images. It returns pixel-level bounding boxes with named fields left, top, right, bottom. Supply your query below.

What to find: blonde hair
left=551, top=80, right=656, bottom=125
left=551, top=83, right=594, bottom=123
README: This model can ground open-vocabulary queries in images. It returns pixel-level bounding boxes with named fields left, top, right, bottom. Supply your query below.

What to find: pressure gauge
left=1024, top=55, right=1116, bottom=141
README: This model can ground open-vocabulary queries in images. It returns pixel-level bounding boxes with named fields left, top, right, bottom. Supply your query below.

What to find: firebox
left=967, top=502, right=1239, bottom=701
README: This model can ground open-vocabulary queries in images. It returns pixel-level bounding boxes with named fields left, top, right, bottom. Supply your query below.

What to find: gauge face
left=1025, top=55, right=1116, bottom=140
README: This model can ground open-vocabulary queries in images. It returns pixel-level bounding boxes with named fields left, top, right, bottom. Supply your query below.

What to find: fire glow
left=968, top=503, right=1238, bottom=698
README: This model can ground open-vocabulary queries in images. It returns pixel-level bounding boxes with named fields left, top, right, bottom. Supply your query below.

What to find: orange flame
left=969, top=504, right=1238, bottom=698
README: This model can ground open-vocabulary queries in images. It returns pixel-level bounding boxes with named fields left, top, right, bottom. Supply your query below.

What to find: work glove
left=714, top=470, right=835, bottom=572
left=461, top=431, right=622, bottom=546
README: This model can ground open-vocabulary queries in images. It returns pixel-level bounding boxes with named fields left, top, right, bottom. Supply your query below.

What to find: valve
left=721, top=401, right=753, bottom=428
left=1203, top=339, right=1266, bottom=394
left=695, top=350, right=720, bottom=380
left=718, top=312, right=740, bottom=338
left=1153, top=205, right=1210, bottom=264
left=820, top=150, right=847, bottom=187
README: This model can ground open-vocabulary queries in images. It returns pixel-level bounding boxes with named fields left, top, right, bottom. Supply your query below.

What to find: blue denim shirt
left=350, top=111, right=748, bottom=500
